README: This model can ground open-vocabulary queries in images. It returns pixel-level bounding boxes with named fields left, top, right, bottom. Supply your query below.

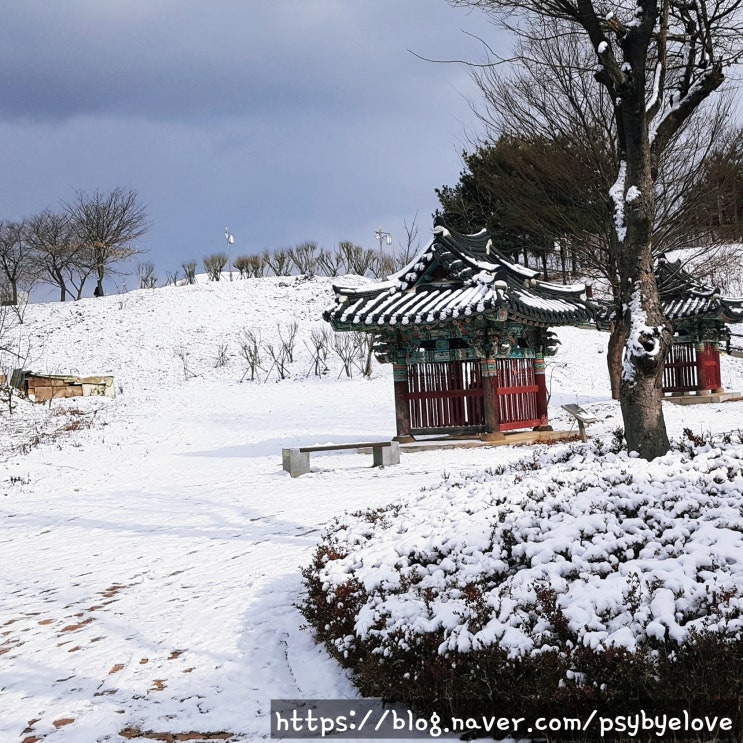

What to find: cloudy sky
left=0, top=1, right=504, bottom=290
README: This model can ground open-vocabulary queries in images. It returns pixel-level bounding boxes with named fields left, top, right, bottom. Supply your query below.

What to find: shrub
left=238, top=329, right=263, bottom=381
left=305, top=327, right=330, bottom=377
left=263, top=249, right=292, bottom=276
left=337, top=241, right=378, bottom=276
left=203, top=252, right=228, bottom=281
left=182, top=261, right=197, bottom=284
left=233, top=254, right=266, bottom=278
left=301, top=439, right=743, bottom=740
left=288, top=241, right=318, bottom=276
left=136, top=261, right=157, bottom=289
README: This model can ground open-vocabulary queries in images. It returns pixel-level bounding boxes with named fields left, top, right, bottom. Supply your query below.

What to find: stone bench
left=282, top=441, right=400, bottom=478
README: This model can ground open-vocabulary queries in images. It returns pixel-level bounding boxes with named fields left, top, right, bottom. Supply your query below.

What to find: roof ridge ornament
left=432, top=225, right=452, bottom=238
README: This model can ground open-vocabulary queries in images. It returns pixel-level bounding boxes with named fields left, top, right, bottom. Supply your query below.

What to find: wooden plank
left=498, top=417, right=541, bottom=432
left=298, top=442, right=392, bottom=453
left=561, top=403, right=597, bottom=424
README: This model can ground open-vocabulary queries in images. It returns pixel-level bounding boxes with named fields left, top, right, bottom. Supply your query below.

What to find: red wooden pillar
left=480, top=358, right=505, bottom=441
left=711, top=343, right=723, bottom=392
left=695, top=341, right=710, bottom=394
left=534, top=352, right=551, bottom=429
left=392, top=363, right=414, bottom=442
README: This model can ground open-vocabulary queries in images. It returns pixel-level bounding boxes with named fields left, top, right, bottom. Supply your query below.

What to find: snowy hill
left=13, top=275, right=367, bottom=388
left=3, top=276, right=743, bottom=742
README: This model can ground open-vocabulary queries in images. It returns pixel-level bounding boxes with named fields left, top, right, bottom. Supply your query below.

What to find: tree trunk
left=559, top=242, right=567, bottom=284
left=607, top=317, right=626, bottom=401
left=615, top=103, right=671, bottom=458
left=53, top=269, right=67, bottom=302
left=617, top=259, right=670, bottom=458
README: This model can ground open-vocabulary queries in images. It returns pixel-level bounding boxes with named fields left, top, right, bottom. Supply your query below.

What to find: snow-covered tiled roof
left=595, top=256, right=743, bottom=327
left=656, top=256, right=743, bottom=323
left=324, top=221, right=594, bottom=329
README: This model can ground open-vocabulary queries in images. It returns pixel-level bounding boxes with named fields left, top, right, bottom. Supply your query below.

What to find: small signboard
left=561, top=404, right=597, bottom=442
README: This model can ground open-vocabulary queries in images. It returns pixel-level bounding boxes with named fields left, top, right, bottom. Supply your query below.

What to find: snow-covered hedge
left=301, top=435, right=743, bottom=727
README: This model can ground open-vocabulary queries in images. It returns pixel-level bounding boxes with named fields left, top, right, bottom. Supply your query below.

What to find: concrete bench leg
left=372, top=441, right=400, bottom=467
left=282, top=448, right=311, bottom=477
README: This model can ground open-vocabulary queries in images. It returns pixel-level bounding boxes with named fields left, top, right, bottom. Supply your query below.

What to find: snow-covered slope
left=14, top=275, right=366, bottom=388
left=2, top=276, right=743, bottom=742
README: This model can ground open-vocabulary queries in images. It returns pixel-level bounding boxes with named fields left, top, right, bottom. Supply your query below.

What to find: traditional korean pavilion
left=656, top=255, right=743, bottom=397
left=323, top=220, right=594, bottom=441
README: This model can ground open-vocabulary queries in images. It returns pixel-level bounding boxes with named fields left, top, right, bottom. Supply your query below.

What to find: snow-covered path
left=4, top=279, right=743, bottom=742
left=2, top=374, right=535, bottom=742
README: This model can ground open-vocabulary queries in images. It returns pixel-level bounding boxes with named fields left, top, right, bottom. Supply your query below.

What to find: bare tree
left=305, top=327, right=330, bottom=377
left=395, top=214, right=422, bottom=270
left=353, top=331, right=376, bottom=378
left=65, top=187, right=149, bottom=297
left=182, top=261, right=197, bottom=284
left=238, top=329, right=263, bottom=381
left=288, top=241, right=318, bottom=276
left=214, top=343, right=229, bottom=368
left=331, top=333, right=359, bottom=377
left=165, top=269, right=180, bottom=286
left=233, top=255, right=252, bottom=278
left=263, top=249, right=292, bottom=276
left=0, top=220, right=36, bottom=307
left=278, top=321, right=299, bottom=363
left=264, top=342, right=289, bottom=380
left=246, top=254, right=267, bottom=277
left=234, top=253, right=268, bottom=278
left=316, top=249, right=343, bottom=277
left=136, top=261, right=157, bottom=289
left=25, top=210, right=82, bottom=302
left=0, top=305, right=34, bottom=414
left=337, top=241, right=378, bottom=276
left=681, top=125, right=743, bottom=242
left=450, top=0, right=743, bottom=457
left=203, top=252, right=228, bottom=281
left=174, top=345, right=198, bottom=380
left=450, top=31, right=738, bottom=398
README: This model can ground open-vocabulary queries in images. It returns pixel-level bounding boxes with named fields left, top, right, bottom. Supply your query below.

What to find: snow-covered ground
left=2, top=276, right=743, bottom=742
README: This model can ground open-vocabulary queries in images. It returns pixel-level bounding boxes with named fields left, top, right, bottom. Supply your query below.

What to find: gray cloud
left=0, top=1, right=503, bottom=286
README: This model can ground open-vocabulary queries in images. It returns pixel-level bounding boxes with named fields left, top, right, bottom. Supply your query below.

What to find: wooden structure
left=10, top=370, right=115, bottom=403
left=324, top=221, right=593, bottom=441
left=656, top=256, right=743, bottom=399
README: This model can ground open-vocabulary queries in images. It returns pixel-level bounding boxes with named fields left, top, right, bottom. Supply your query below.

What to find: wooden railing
left=407, top=360, right=484, bottom=431
left=407, top=358, right=541, bottom=433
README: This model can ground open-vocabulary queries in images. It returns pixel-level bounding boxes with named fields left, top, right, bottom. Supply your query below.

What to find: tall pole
left=225, top=227, right=234, bottom=281
left=375, top=227, right=392, bottom=253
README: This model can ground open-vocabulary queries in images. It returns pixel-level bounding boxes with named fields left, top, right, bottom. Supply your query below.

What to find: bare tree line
left=191, top=241, right=410, bottom=284
left=170, top=323, right=377, bottom=384
left=0, top=187, right=149, bottom=305
left=179, top=219, right=423, bottom=286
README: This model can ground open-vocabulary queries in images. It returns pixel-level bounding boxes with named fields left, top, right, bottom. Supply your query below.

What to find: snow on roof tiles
left=324, top=222, right=594, bottom=330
